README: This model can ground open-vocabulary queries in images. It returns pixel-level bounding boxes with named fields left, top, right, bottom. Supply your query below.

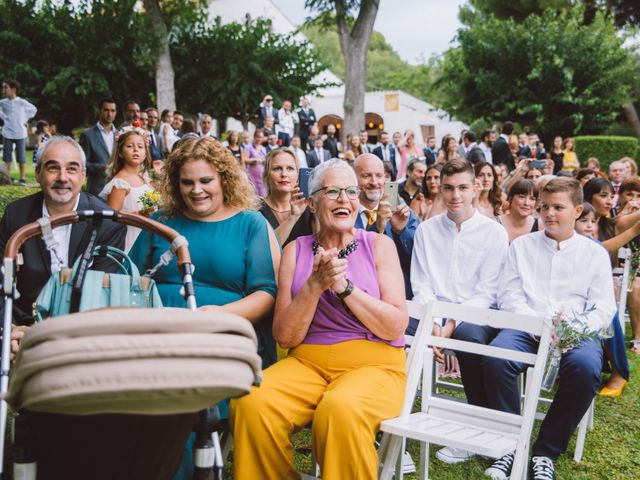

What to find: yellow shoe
left=599, top=380, right=628, bottom=397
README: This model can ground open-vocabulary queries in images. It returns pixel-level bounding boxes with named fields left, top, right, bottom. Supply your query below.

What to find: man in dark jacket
left=492, top=121, right=515, bottom=170
left=0, top=136, right=126, bottom=327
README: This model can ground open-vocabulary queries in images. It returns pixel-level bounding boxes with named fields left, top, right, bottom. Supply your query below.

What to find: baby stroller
left=0, top=210, right=262, bottom=479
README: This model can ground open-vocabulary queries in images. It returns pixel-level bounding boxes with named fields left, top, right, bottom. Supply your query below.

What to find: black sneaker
left=530, top=456, right=555, bottom=480
left=18, top=178, right=26, bottom=186
left=484, top=452, right=514, bottom=479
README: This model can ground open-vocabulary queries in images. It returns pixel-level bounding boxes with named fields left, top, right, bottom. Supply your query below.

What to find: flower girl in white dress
left=99, top=128, right=155, bottom=251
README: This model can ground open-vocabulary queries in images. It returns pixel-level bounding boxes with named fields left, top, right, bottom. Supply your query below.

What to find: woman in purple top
left=230, top=159, right=408, bottom=479
left=245, top=128, right=267, bottom=196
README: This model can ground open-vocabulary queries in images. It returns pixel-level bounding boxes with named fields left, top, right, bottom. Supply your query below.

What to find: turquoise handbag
left=34, top=246, right=162, bottom=322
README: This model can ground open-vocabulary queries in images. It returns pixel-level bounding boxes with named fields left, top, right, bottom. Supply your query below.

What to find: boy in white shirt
left=410, top=158, right=509, bottom=463
left=1, top=79, right=37, bottom=185
left=481, top=178, right=615, bottom=480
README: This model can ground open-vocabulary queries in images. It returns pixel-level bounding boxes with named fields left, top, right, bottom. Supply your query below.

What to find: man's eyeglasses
left=311, top=186, right=360, bottom=200
left=265, top=98, right=273, bottom=102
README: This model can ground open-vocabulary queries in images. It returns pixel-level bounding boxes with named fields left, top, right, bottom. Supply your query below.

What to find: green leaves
left=171, top=17, right=329, bottom=127
left=0, top=0, right=157, bottom=131
left=439, top=7, right=636, bottom=141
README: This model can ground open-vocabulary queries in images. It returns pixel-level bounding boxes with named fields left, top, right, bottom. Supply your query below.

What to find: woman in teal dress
left=128, top=136, right=280, bottom=479
left=129, top=135, right=280, bottom=366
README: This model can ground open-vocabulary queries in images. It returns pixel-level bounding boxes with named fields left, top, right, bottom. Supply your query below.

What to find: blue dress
left=129, top=210, right=278, bottom=480
left=129, top=209, right=278, bottom=368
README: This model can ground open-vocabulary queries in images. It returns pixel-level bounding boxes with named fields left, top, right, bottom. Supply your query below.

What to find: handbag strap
left=147, top=235, right=189, bottom=277
left=36, top=217, right=67, bottom=270
left=69, top=245, right=143, bottom=290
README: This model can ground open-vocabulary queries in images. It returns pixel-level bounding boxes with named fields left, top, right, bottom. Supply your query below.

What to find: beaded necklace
left=312, top=239, right=359, bottom=259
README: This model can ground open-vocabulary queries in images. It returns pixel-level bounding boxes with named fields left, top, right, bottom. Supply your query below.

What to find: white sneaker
left=402, top=451, right=416, bottom=474
left=435, top=446, right=476, bottom=464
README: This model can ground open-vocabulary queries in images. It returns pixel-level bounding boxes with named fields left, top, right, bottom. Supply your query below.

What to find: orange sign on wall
left=385, top=94, right=399, bottom=112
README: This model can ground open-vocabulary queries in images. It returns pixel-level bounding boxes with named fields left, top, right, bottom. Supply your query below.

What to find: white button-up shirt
left=294, top=148, right=308, bottom=169
left=277, top=108, right=295, bottom=137
left=411, top=210, right=509, bottom=309
left=498, top=231, right=616, bottom=332
left=97, top=122, right=115, bottom=156
left=42, top=196, right=80, bottom=273
left=0, top=96, right=37, bottom=139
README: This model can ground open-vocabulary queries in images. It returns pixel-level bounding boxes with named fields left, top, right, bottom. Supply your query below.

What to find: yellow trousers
left=229, top=339, right=406, bottom=480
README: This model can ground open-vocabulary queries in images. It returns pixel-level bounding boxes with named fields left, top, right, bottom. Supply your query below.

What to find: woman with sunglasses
left=231, top=159, right=408, bottom=479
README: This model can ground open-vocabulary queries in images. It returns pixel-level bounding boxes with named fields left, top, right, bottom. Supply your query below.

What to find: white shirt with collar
left=411, top=209, right=509, bottom=309
left=480, top=142, right=493, bottom=163
left=97, top=122, right=115, bottom=156
left=0, top=96, right=37, bottom=139
left=294, top=148, right=308, bottom=168
left=498, top=231, right=615, bottom=332
left=42, top=196, right=81, bottom=273
left=277, top=108, right=295, bottom=136
left=358, top=204, right=378, bottom=229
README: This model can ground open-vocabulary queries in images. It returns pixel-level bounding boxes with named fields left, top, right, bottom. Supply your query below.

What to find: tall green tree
left=438, top=8, right=636, bottom=141
left=0, top=0, right=156, bottom=132
left=142, top=0, right=207, bottom=113
left=172, top=17, right=327, bottom=130
left=302, top=24, right=444, bottom=107
left=305, top=0, right=379, bottom=139
left=460, top=0, right=640, bottom=136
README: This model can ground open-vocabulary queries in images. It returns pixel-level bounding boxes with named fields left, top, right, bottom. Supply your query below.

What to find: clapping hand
left=290, top=187, right=308, bottom=217
left=309, top=247, right=348, bottom=294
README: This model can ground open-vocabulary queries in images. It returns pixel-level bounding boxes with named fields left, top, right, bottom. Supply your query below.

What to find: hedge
left=574, top=135, right=639, bottom=171
left=0, top=186, right=39, bottom=218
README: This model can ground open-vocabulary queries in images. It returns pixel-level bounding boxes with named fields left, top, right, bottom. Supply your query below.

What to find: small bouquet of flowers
left=138, top=190, right=162, bottom=216
left=542, top=305, right=611, bottom=391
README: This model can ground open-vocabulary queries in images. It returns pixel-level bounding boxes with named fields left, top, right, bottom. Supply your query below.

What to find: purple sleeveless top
left=292, top=229, right=404, bottom=347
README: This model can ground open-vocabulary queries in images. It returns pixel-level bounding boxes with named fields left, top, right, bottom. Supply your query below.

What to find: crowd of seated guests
left=5, top=104, right=640, bottom=480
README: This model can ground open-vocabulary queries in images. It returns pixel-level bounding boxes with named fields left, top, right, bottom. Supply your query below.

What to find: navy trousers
left=453, top=324, right=602, bottom=460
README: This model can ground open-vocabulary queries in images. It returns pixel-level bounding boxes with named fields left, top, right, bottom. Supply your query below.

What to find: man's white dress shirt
left=0, top=96, right=37, bottom=139
left=42, top=196, right=80, bottom=273
left=498, top=231, right=616, bottom=332
left=411, top=210, right=509, bottom=309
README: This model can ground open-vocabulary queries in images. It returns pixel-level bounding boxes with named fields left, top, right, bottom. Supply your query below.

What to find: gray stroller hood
left=6, top=307, right=262, bottom=415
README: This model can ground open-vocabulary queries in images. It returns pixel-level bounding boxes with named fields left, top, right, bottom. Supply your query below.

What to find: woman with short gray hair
left=231, top=158, right=408, bottom=479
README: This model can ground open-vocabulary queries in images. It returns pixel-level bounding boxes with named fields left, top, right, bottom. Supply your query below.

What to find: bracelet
left=336, top=279, right=354, bottom=300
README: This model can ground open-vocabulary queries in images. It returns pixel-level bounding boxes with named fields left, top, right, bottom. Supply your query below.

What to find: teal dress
left=129, top=209, right=278, bottom=367
left=129, top=210, right=278, bottom=480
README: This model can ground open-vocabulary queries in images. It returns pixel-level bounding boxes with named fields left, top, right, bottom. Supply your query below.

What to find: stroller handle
left=3, top=210, right=192, bottom=266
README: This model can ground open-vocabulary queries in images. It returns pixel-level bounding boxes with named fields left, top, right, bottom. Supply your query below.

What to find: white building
left=208, top=0, right=466, bottom=146
left=310, top=89, right=467, bottom=146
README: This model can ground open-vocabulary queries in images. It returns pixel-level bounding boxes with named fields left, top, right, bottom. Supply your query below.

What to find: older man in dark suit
left=0, top=136, right=126, bottom=327
left=79, top=99, right=117, bottom=195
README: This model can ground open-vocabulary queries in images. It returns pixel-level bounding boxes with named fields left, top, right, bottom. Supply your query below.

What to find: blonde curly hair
left=161, top=136, right=258, bottom=217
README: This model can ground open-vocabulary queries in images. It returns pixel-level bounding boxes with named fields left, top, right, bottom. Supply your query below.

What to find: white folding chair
left=378, top=300, right=552, bottom=480
left=615, top=247, right=632, bottom=330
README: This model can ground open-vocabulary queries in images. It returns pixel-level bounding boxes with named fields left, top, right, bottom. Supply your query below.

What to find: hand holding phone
left=298, top=168, right=314, bottom=198
left=384, top=181, right=399, bottom=210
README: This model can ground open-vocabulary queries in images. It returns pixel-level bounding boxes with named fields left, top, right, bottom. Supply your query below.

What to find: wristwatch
left=336, top=279, right=354, bottom=300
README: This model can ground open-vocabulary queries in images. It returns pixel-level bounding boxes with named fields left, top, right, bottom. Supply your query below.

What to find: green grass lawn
left=6, top=150, right=38, bottom=185
left=270, top=331, right=640, bottom=479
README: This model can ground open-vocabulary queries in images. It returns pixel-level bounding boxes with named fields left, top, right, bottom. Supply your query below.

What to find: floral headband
left=115, top=124, right=148, bottom=143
